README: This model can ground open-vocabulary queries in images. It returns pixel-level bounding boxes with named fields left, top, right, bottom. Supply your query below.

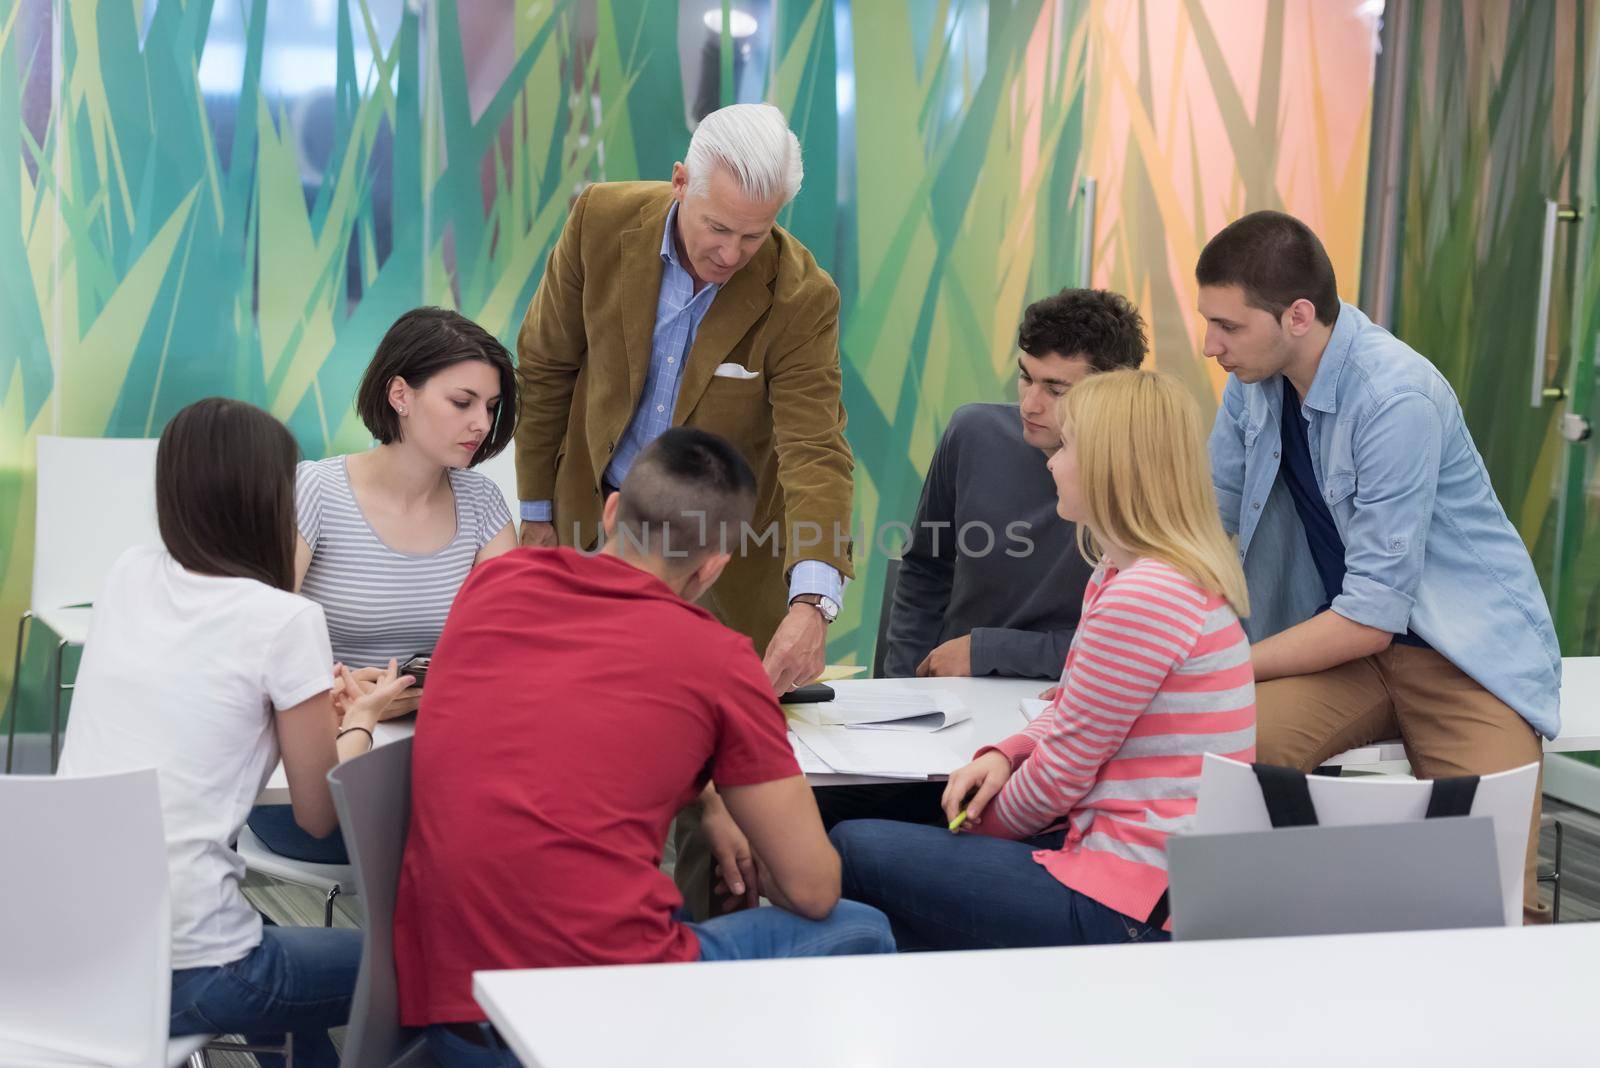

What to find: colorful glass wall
left=1, top=0, right=1376, bottom=729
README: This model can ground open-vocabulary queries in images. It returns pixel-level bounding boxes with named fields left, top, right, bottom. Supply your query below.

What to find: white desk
left=473, top=922, right=1598, bottom=1067
left=256, top=676, right=1046, bottom=803
left=256, top=658, right=1600, bottom=802
left=255, top=720, right=415, bottom=805
left=799, top=676, right=1044, bottom=786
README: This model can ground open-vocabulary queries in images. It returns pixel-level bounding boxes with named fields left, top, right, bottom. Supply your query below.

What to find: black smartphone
left=399, top=654, right=430, bottom=688
left=783, top=682, right=834, bottom=703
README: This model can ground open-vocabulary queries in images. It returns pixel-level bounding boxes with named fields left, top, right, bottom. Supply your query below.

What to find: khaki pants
left=1255, top=644, right=1548, bottom=922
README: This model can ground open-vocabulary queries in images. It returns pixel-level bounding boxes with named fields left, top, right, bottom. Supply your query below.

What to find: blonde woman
left=830, top=369, right=1255, bottom=949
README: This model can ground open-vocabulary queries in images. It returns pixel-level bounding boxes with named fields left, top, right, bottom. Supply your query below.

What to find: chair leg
left=202, top=1034, right=292, bottom=1064
left=1537, top=814, right=1564, bottom=923
left=1550, top=818, right=1564, bottom=924
left=49, top=638, right=69, bottom=773
left=4, top=611, right=32, bottom=774
left=325, top=884, right=341, bottom=927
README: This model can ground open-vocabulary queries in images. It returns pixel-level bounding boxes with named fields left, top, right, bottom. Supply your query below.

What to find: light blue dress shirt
left=523, top=203, right=843, bottom=608
left=1209, top=301, right=1561, bottom=737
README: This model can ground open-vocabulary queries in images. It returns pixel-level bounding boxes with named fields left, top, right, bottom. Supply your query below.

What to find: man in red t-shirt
left=394, top=428, right=893, bottom=1063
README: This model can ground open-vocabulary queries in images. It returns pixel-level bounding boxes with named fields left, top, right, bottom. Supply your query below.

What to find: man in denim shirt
left=1199, top=212, right=1561, bottom=921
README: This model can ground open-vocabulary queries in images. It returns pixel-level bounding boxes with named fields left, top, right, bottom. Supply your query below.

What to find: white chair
left=0, top=769, right=209, bottom=1066
left=5, top=437, right=161, bottom=772
left=476, top=447, right=520, bottom=521
left=1194, top=754, right=1540, bottom=927
left=236, top=825, right=354, bottom=928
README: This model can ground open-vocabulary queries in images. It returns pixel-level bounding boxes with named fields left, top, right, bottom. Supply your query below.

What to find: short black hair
left=1017, top=288, right=1147, bottom=372
left=157, top=398, right=300, bottom=591
left=615, top=428, right=758, bottom=569
left=355, top=307, right=519, bottom=464
left=1196, top=211, right=1340, bottom=325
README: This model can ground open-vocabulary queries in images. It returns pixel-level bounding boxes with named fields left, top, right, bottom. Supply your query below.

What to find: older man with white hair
left=513, top=104, right=856, bottom=917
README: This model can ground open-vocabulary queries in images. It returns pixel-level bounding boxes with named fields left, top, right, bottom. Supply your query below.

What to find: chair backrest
left=329, top=738, right=435, bottom=1068
left=1194, top=754, right=1539, bottom=926
left=32, top=436, right=162, bottom=612
left=476, top=447, right=520, bottom=522
left=872, top=556, right=902, bottom=678
left=0, top=769, right=171, bottom=1067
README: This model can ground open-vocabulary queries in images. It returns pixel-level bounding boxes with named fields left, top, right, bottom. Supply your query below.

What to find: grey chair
left=326, top=738, right=437, bottom=1068
left=871, top=556, right=902, bottom=678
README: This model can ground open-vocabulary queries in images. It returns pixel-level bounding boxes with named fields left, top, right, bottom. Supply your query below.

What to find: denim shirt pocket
left=1322, top=470, right=1357, bottom=527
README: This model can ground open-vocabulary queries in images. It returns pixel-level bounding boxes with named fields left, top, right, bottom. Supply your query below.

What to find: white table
left=256, top=658, right=1600, bottom=802
left=798, top=676, right=1044, bottom=786
left=256, top=676, right=1046, bottom=803
left=255, top=720, right=415, bottom=805
left=473, top=922, right=1598, bottom=1067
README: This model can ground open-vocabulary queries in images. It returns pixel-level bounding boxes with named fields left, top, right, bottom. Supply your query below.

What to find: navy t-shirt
left=1279, top=379, right=1427, bottom=648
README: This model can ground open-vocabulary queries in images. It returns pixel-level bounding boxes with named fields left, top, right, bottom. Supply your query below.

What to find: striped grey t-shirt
left=296, top=457, right=513, bottom=668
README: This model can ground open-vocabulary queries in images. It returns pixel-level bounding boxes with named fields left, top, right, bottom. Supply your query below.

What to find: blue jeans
left=169, top=925, right=361, bottom=1068
left=831, top=820, right=1169, bottom=951
left=425, top=1025, right=522, bottom=1068
left=247, top=803, right=350, bottom=864
left=690, top=898, right=896, bottom=960
left=422, top=902, right=894, bottom=1068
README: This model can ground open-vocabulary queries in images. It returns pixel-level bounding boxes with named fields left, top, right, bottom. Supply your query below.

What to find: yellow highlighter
left=948, top=809, right=969, bottom=833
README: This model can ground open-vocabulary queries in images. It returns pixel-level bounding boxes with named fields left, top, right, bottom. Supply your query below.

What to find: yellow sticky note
left=818, top=663, right=867, bottom=683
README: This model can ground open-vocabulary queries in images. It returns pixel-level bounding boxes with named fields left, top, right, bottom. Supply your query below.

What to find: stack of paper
left=784, top=680, right=971, bottom=732
left=789, top=719, right=970, bottom=779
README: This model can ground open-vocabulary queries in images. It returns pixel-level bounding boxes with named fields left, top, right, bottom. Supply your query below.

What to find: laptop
left=1167, top=815, right=1505, bottom=941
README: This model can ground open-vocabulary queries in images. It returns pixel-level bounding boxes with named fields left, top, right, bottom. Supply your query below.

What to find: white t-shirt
left=58, top=546, right=333, bottom=969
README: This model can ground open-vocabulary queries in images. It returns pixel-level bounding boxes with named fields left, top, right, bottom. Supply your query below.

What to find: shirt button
left=667, top=357, right=675, bottom=364
left=1238, top=549, right=1246, bottom=559
left=1273, top=450, right=1280, bottom=459
left=657, top=405, right=665, bottom=413
left=1251, top=501, right=1261, bottom=511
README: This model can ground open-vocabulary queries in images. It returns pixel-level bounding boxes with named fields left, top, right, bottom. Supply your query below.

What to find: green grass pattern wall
left=2, top=0, right=1376, bottom=732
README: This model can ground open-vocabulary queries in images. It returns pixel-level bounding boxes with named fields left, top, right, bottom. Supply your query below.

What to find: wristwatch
left=790, top=593, right=840, bottom=624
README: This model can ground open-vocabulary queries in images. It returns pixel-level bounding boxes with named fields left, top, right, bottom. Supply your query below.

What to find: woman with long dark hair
left=58, top=398, right=410, bottom=1065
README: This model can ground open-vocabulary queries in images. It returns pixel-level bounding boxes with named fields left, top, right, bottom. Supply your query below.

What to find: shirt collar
left=661, top=201, right=721, bottom=299
left=660, top=201, right=682, bottom=265
left=1302, top=301, right=1357, bottom=415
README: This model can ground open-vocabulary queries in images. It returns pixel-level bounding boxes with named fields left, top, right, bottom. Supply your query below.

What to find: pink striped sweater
left=979, top=557, right=1255, bottom=928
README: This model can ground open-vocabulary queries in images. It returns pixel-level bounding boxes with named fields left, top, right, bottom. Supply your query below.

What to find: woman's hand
left=940, top=750, right=1014, bottom=831
left=377, top=686, right=423, bottom=720
left=333, top=663, right=419, bottom=722
left=342, top=659, right=414, bottom=732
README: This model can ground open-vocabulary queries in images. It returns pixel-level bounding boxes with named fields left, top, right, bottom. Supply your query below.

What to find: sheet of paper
left=848, top=708, right=972, bottom=732
left=790, top=720, right=968, bottom=779
left=788, top=730, right=835, bottom=775
left=1020, top=698, right=1050, bottom=722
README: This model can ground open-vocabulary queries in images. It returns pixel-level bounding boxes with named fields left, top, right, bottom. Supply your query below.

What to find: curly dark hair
left=1017, top=288, right=1148, bottom=372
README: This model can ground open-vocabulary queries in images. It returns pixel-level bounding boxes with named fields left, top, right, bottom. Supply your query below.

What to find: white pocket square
left=712, top=362, right=761, bottom=380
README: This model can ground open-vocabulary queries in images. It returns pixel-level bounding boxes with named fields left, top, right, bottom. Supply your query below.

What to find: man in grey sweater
left=818, top=288, right=1148, bottom=828
left=883, top=288, right=1149, bottom=679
